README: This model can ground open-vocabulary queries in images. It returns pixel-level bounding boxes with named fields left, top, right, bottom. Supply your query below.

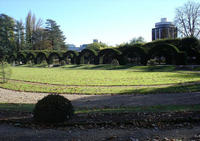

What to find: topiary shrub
left=33, top=94, right=74, bottom=123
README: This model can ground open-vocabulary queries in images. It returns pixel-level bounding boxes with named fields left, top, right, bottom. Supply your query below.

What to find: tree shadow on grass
left=118, top=83, right=200, bottom=95
left=165, top=71, right=200, bottom=81
left=0, top=103, right=35, bottom=112
left=61, top=64, right=135, bottom=70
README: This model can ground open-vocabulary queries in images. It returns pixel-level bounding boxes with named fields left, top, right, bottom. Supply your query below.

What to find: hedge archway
left=63, top=51, right=79, bottom=64
left=26, top=52, right=36, bottom=64
left=99, top=48, right=122, bottom=64
left=79, top=49, right=98, bottom=64
left=122, top=47, right=147, bottom=65
left=48, top=52, right=61, bottom=65
left=148, top=44, right=180, bottom=65
left=36, top=52, right=48, bottom=64
left=17, top=53, right=27, bottom=64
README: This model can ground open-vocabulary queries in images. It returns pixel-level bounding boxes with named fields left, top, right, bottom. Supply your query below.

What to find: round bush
left=33, top=94, right=74, bottom=123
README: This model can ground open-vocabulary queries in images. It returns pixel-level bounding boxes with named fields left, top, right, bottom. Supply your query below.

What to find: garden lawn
left=0, top=65, right=200, bottom=94
left=7, top=65, right=200, bottom=86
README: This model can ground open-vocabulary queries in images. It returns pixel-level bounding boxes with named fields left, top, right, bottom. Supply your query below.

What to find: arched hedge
left=8, top=37, right=199, bottom=66
left=99, top=48, right=122, bottom=64
left=36, top=52, right=48, bottom=64
left=26, top=52, right=37, bottom=64
left=17, top=53, right=27, bottom=64
left=148, top=43, right=180, bottom=65
left=122, top=46, right=147, bottom=65
left=48, top=52, right=61, bottom=65
left=63, top=50, right=79, bottom=64
left=79, top=49, right=98, bottom=64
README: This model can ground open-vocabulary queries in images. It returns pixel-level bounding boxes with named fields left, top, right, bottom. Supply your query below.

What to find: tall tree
left=174, top=1, right=200, bottom=38
left=25, top=11, right=33, bottom=48
left=25, top=11, right=43, bottom=49
left=15, top=20, right=25, bottom=51
left=45, top=19, right=66, bottom=50
left=0, top=14, right=16, bottom=54
left=32, top=28, right=53, bottom=50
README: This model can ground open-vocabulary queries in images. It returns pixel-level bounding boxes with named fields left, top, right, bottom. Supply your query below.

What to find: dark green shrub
left=79, top=49, right=98, bottom=64
left=176, top=52, right=187, bottom=65
left=99, top=48, right=122, bottom=64
left=33, top=94, right=74, bottom=123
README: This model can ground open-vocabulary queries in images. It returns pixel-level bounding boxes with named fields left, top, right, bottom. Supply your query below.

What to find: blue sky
left=0, top=0, right=197, bottom=46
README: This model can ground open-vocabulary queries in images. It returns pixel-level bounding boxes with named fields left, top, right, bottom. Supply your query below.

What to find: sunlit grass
left=8, top=65, right=200, bottom=86
left=0, top=65, right=199, bottom=94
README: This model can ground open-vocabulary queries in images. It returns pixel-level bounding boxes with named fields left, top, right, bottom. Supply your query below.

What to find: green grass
left=0, top=103, right=199, bottom=113
left=0, top=80, right=200, bottom=94
left=0, top=65, right=200, bottom=94
left=7, top=65, right=200, bottom=86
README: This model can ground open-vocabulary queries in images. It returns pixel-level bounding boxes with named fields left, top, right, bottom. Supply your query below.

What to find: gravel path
left=1, top=88, right=200, bottom=140
left=0, top=88, right=200, bottom=108
left=0, top=124, right=199, bottom=141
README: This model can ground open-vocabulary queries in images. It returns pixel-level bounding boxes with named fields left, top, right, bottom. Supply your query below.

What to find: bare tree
left=174, top=1, right=200, bottom=38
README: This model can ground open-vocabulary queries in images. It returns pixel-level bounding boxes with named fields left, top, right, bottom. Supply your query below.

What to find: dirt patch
left=0, top=110, right=200, bottom=140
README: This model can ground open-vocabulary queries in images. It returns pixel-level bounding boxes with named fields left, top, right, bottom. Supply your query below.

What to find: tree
left=86, top=42, right=108, bottom=51
left=25, top=11, right=33, bottom=48
left=45, top=19, right=67, bottom=50
left=25, top=11, right=43, bottom=49
left=174, top=1, right=200, bottom=38
left=15, top=20, right=25, bottom=51
left=0, top=14, right=16, bottom=54
left=130, top=36, right=145, bottom=44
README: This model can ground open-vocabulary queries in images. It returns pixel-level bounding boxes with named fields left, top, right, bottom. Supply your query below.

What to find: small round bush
left=33, top=94, right=74, bottom=123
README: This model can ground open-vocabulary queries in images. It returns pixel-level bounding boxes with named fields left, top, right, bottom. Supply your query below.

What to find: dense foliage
left=5, top=37, right=200, bottom=66
left=33, top=94, right=74, bottom=123
left=0, top=12, right=67, bottom=55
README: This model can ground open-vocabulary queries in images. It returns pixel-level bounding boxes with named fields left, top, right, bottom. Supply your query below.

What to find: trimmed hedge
left=143, top=38, right=182, bottom=50
left=5, top=37, right=200, bottom=65
left=63, top=50, right=79, bottom=64
left=17, top=53, right=27, bottom=64
left=99, top=48, right=122, bottom=64
left=79, top=49, right=98, bottom=64
left=121, top=45, right=148, bottom=65
left=148, top=43, right=180, bottom=65
left=33, top=94, right=74, bottom=123
left=48, top=52, right=61, bottom=64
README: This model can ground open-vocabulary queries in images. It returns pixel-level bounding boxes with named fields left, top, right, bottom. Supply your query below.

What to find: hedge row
left=6, top=37, right=200, bottom=65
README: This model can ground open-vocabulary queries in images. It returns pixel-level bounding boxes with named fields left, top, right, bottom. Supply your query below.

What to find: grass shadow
left=0, top=103, right=35, bottom=112
left=118, top=83, right=200, bottom=95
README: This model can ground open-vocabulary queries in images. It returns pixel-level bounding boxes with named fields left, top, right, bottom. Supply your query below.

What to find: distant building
left=79, top=39, right=99, bottom=51
left=67, top=39, right=100, bottom=52
left=67, top=44, right=80, bottom=51
left=152, top=18, right=177, bottom=40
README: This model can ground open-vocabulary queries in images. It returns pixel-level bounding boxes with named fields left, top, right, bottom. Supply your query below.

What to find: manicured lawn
left=0, top=65, right=200, bottom=94
left=0, top=80, right=200, bottom=94
left=8, top=65, right=200, bottom=86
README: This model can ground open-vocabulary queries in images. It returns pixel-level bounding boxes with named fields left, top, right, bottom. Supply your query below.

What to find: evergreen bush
left=33, top=94, right=74, bottom=123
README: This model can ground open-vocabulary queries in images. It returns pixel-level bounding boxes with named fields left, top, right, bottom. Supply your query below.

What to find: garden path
left=0, top=88, right=200, bottom=108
